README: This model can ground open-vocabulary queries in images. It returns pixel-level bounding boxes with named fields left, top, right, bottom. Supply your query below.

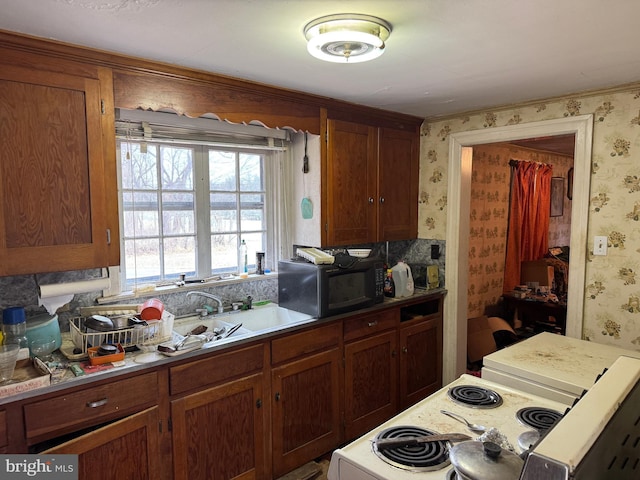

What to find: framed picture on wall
left=551, top=177, right=564, bottom=217
left=567, top=167, right=574, bottom=200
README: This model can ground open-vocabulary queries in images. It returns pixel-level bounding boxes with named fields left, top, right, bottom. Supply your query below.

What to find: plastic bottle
left=384, top=269, right=396, bottom=298
left=2, top=306, right=28, bottom=348
left=240, top=239, right=248, bottom=273
left=391, top=261, right=414, bottom=298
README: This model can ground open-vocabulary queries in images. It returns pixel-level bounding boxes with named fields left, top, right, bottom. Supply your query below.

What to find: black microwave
left=277, top=257, right=385, bottom=318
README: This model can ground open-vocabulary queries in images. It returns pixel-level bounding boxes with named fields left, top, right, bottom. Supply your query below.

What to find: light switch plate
left=594, top=236, right=608, bottom=256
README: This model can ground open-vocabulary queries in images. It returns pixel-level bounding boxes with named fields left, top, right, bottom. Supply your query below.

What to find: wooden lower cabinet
left=271, top=348, right=341, bottom=478
left=3, top=295, right=443, bottom=480
left=399, top=316, right=443, bottom=409
left=44, top=407, right=161, bottom=479
left=170, top=373, right=267, bottom=480
left=0, top=410, right=6, bottom=454
left=344, top=330, right=397, bottom=441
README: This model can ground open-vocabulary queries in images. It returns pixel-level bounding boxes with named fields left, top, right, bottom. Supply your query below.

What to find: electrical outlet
left=594, top=236, right=608, bottom=256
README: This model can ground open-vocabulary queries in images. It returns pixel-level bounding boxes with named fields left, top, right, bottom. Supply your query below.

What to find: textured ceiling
left=1, top=0, right=640, bottom=120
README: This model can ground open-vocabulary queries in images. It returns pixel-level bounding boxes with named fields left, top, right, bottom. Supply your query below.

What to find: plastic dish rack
left=70, top=306, right=174, bottom=353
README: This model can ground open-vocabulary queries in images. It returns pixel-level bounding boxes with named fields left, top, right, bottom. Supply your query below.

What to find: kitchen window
left=114, top=110, right=292, bottom=290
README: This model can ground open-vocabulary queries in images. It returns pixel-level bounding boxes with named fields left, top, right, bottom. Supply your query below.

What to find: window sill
left=97, top=272, right=278, bottom=305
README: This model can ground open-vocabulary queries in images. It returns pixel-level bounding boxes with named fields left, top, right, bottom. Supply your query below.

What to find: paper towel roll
left=38, top=278, right=111, bottom=315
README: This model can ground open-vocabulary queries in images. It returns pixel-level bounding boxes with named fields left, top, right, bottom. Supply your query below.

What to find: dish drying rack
left=69, top=305, right=174, bottom=353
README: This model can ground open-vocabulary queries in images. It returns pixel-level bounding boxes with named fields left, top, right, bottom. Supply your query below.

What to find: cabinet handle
left=402, top=347, right=408, bottom=354
left=379, top=196, right=385, bottom=204
left=256, top=398, right=262, bottom=409
left=368, top=197, right=375, bottom=204
left=86, top=398, right=108, bottom=408
left=367, top=320, right=378, bottom=327
left=275, top=392, right=280, bottom=402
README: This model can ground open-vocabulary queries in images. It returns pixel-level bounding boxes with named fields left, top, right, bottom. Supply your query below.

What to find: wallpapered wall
left=419, top=85, right=640, bottom=351
left=467, top=144, right=573, bottom=318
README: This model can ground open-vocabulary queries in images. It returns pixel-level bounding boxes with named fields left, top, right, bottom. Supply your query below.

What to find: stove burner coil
left=372, top=425, right=451, bottom=471
left=516, top=407, right=562, bottom=431
left=447, top=385, right=503, bottom=408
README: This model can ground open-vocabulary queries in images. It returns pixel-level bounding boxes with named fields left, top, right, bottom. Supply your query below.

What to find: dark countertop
left=0, top=287, right=447, bottom=406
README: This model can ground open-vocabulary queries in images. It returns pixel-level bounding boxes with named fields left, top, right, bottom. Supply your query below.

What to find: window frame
left=116, top=139, right=276, bottom=289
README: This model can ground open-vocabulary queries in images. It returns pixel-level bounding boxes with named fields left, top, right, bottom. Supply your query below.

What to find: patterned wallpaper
left=419, top=85, right=640, bottom=351
left=467, top=144, right=573, bottom=318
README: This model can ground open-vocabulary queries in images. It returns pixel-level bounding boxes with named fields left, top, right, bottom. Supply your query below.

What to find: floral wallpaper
left=467, top=144, right=573, bottom=318
left=419, top=85, right=640, bottom=351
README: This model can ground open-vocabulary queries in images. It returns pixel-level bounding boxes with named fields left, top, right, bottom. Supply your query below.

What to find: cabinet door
left=378, top=127, right=419, bottom=241
left=44, top=407, right=161, bottom=480
left=171, top=374, right=267, bottom=480
left=0, top=410, right=6, bottom=454
left=271, top=348, right=341, bottom=478
left=344, top=330, right=397, bottom=441
left=326, top=119, right=377, bottom=245
left=399, top=317, right=443, bottom=409
left=0, top=64, right=109, bottom=275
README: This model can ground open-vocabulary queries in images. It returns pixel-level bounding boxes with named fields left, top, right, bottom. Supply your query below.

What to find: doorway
left=442, top=115, right=594, bottom=383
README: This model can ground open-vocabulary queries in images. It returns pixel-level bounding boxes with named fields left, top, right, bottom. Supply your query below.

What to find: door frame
left=443, top=115, right=594, bottom=383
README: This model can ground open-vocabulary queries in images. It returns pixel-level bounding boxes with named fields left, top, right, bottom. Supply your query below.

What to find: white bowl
left=347, top=249, right=372, bottom=258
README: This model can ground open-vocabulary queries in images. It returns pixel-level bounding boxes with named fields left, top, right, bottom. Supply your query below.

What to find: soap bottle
left=384, top=269, right=395, bottom=298
left=240, top=239, right=248, bottom=273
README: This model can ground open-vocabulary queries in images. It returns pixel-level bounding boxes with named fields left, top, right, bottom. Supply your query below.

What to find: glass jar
left=2, top=306, right=28, bottom=348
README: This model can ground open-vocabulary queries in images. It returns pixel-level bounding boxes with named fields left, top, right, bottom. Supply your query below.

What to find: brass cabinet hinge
left=100, top=99, right=105, bottom=115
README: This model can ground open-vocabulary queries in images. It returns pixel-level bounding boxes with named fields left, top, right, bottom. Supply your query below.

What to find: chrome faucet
left=186, top=291, right=224, bottom=314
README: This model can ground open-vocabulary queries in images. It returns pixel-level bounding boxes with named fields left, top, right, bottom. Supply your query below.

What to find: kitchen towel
left=38, top=278, right=111, bottom=315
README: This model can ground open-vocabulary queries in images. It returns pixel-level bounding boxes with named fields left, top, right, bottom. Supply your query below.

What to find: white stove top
left=328, top=374, right=568, bottom=480
left=482, top=332, right=640, bottom=403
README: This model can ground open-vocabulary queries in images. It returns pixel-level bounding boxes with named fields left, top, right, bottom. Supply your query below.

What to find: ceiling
left=1, top=0, right=639, bottom=122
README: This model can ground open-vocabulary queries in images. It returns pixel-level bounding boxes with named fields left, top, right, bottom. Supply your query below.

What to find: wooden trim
left=0, top=29, right=423, bottom=133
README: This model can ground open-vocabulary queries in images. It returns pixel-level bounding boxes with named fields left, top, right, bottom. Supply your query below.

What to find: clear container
left=2, top=306, right=28, bottom=348
left=240, top=239, right=248, bottom=273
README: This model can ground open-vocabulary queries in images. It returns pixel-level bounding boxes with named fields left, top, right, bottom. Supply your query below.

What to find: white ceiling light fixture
left=304, top=14, right=392, bottom=63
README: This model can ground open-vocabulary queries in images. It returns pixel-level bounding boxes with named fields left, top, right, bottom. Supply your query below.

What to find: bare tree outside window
left=119, top=142, right=266, bottom=287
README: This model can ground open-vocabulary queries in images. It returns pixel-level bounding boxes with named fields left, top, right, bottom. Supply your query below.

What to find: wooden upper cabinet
left=378, top=127, right=419, bottom=241
left=325, top=119, right=419, bottom=246
left=0, top=62, right=114, bottom=276
left=326, top=119, right=378, bottom=246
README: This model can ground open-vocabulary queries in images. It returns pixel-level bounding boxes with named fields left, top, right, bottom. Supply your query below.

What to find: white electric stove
left=328, top=355, right=640, bottom=480
left=482, top=332, right=640, bottom=404
left=327, top=373, right=569, bottom=480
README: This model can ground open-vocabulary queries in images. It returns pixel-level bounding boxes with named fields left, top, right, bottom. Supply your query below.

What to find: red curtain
left=504, top=160, right=553, bottom=292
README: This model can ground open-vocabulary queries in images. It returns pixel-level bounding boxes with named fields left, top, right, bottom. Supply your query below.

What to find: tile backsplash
left=0, top=239, right=444, bottom=330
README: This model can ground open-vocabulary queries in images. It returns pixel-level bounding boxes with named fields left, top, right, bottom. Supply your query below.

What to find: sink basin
left=173, top=303, right=314, bottom=340
left=227, top=304, right=314, bottom=332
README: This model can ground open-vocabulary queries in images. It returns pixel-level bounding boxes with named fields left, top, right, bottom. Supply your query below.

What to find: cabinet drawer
left=343, top=309, right=397, bottom=342
left=271, top=323, right=340, bottom=365
left=24, top=372, right=158, bottom=442
left=0, top=410, right=6, bottom=448
left=170, top=344, right=264, bottom=395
